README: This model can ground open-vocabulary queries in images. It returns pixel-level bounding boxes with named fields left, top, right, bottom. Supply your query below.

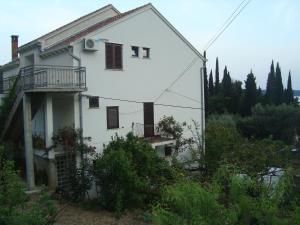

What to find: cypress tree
left=231, top=80, right=242, bottom=114
left=265, top=60, right=276, bottom=104
left=222, top=66, right=232, bottom=97
left=257, top=86, right=263, bottom=104
left=274, top=62, right=284, bottom=105
left=215, top=57, right=220, bottom=94
left=285, top=71, right=294, bottom=104
left=242, top=70, right=257, bottom=116
left=208, top=70, right=214, bottom=96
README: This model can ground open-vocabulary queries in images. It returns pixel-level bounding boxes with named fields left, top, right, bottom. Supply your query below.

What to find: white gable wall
left=72, top=8, right=204, bottom=153
left=42, top=7, right=119, bottom=49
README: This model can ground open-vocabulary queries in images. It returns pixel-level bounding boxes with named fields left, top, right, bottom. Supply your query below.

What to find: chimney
left=11, top=35, right=19, bottom=60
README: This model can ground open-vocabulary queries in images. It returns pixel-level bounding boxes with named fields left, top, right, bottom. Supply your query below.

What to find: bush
left=0, top=146, right=56, bottom=225
left=94, top=133, right=179, bottom=213
left=154, top=165, right=300, bottom=225
left=204, top=115, right=289, bottom=179
left=153, top=181, right=237, bottom=225
left=204, top=115, right=243, bottom=175
left=237, top=104, right=300, bottom=145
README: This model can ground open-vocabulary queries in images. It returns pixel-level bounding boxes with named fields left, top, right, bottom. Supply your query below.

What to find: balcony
left=2, top=65, right=86, bottom=93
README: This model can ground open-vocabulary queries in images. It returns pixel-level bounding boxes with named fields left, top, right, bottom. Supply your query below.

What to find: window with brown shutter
left=105, top=43, right=123, bottom=69
left=107, top=106, right=119, bottom=129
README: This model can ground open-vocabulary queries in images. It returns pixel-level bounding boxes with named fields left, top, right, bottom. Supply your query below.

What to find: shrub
left=237, top=104, right=300, bottom=145
left=204, top=115, right=289, bottom=180
left=94, top=133, right=179, bottom=213
left=0, top=146, right=56, bottom=225
left=153, top=181, right=237, bottom=225
left=157, top=116, right=187, bottom=156
left=154, top=165, right=300, bottom=225
left=52, top=127, right=95, bottom=201
left=204, top=116, right=243, bottom=176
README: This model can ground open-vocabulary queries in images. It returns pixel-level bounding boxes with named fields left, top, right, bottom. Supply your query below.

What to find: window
left=131, top=46, right=139, bottom=57
left=142, top=47, right=150, bottom=58
left=105, top=43, right=123, bottom=69
left=89, top=96, right=99, bottom=108
left=107, top=106, right=119, bottom=129
left=165, top=146, right=172, bottom=157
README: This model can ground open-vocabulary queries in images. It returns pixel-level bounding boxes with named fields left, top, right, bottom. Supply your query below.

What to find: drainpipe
left=200, top=65, right=205, bottom=154
left=67, top=47, right=83, bottom=146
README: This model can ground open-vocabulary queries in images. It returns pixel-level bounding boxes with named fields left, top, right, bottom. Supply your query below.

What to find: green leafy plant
left=153, top=181, right=237, bottom=225
left=94, top=133, right=179, bottom=214
left=154, top=165, right=300, bottom=225
left=52, top=127, right=95, bottom=201
left=157, top=116, right=191, bottom=156
left=0, top=145, right=56, bottom=225
left=0, top=76, right=19, bottom=133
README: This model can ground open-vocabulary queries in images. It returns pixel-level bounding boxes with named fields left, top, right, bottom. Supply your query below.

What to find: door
left=143, top=102, right=154, bottom=137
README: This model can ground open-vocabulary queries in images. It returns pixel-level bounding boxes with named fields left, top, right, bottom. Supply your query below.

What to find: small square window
left=142, top=47, right=150, bottom=58
left=89, top=96, right=99, bottom=108
left=131, top=46, right=139, bottom=57
left=165, top=146, right=172, bottom=157
left=107, top=106, right=119, bottom=129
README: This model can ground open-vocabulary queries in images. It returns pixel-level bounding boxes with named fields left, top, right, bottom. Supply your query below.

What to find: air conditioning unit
left=83, top=38, right=98, bottom=51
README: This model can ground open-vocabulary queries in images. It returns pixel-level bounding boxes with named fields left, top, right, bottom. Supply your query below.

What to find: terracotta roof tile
left=46, top=3, right=151, bottom=51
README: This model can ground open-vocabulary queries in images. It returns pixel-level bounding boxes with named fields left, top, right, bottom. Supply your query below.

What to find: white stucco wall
left=52, top=94, right=75, bottom=132
left=40, top=52, right=73, bottom=66
left=43, top=7, right=118, bottom=49
left=32, top=103, right=45, bottom=139
left=71, top=7, right=204, bottom=153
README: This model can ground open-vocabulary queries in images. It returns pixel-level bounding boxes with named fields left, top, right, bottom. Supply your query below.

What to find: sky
left=0, top=0, right=299, bottom=89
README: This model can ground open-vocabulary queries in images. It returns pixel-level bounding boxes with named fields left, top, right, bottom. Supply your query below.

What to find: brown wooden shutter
left=115, top=45, right=122, bottom=69
left=143, top=102, right=154, bottom=137
left=105, top=43, right=113, bottom=69
left=107, top=106, right=119, bottom=129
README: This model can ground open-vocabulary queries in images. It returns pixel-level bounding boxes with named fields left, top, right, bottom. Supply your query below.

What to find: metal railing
left=2, top=65, right=86, bottom=93
left=132, top=123, right=161, bottom=138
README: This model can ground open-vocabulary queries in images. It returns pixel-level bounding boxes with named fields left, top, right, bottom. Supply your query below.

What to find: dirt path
left=54, top=203, right=150, bottom=225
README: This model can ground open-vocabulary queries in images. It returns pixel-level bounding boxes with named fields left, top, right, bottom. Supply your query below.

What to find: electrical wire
left=204, top=0, right=248, bottom=50
left=153, top=57, right=199, bottom=102
left=204, top=0, right=252, bottom=51
left=166, top=89, right=201, bottom=103
left=83, top=95, right=204, bottom=110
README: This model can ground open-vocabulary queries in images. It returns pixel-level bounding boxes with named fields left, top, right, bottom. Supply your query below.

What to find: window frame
left=142, top=47, right=150, bottom=58
left=88, top=96, right=99, bottom=108
left=131, top=46, right=139, bottom=57
left=105, top=42, right=123, bottom=70
left=106, top=106, right=119, bottom=129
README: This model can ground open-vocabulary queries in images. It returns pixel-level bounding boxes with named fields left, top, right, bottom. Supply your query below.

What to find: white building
left=0, top=3, right=205, bottom=190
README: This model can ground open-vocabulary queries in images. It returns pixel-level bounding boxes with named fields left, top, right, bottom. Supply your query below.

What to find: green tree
left=215, top=57, right=220, bottom=94
left=231, top=81, right=243, bottom=114
left=257, top=86, right=263, bottom=104
left=237, top=104, right=300, bottom=145
left=208, top=70, right=214, bottom=96
left=274, top=62, right=284, bottom=105
left=221, top=66, right=232, bottom=97
left=265, top=60, right=276, bottom=104
left=285, top=71, right=294, bottom=104
left=242, top=70, right=257, bottom=116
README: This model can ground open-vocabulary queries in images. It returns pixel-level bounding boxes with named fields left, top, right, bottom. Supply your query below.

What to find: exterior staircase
left=1, top=65, right=86, bottom=140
